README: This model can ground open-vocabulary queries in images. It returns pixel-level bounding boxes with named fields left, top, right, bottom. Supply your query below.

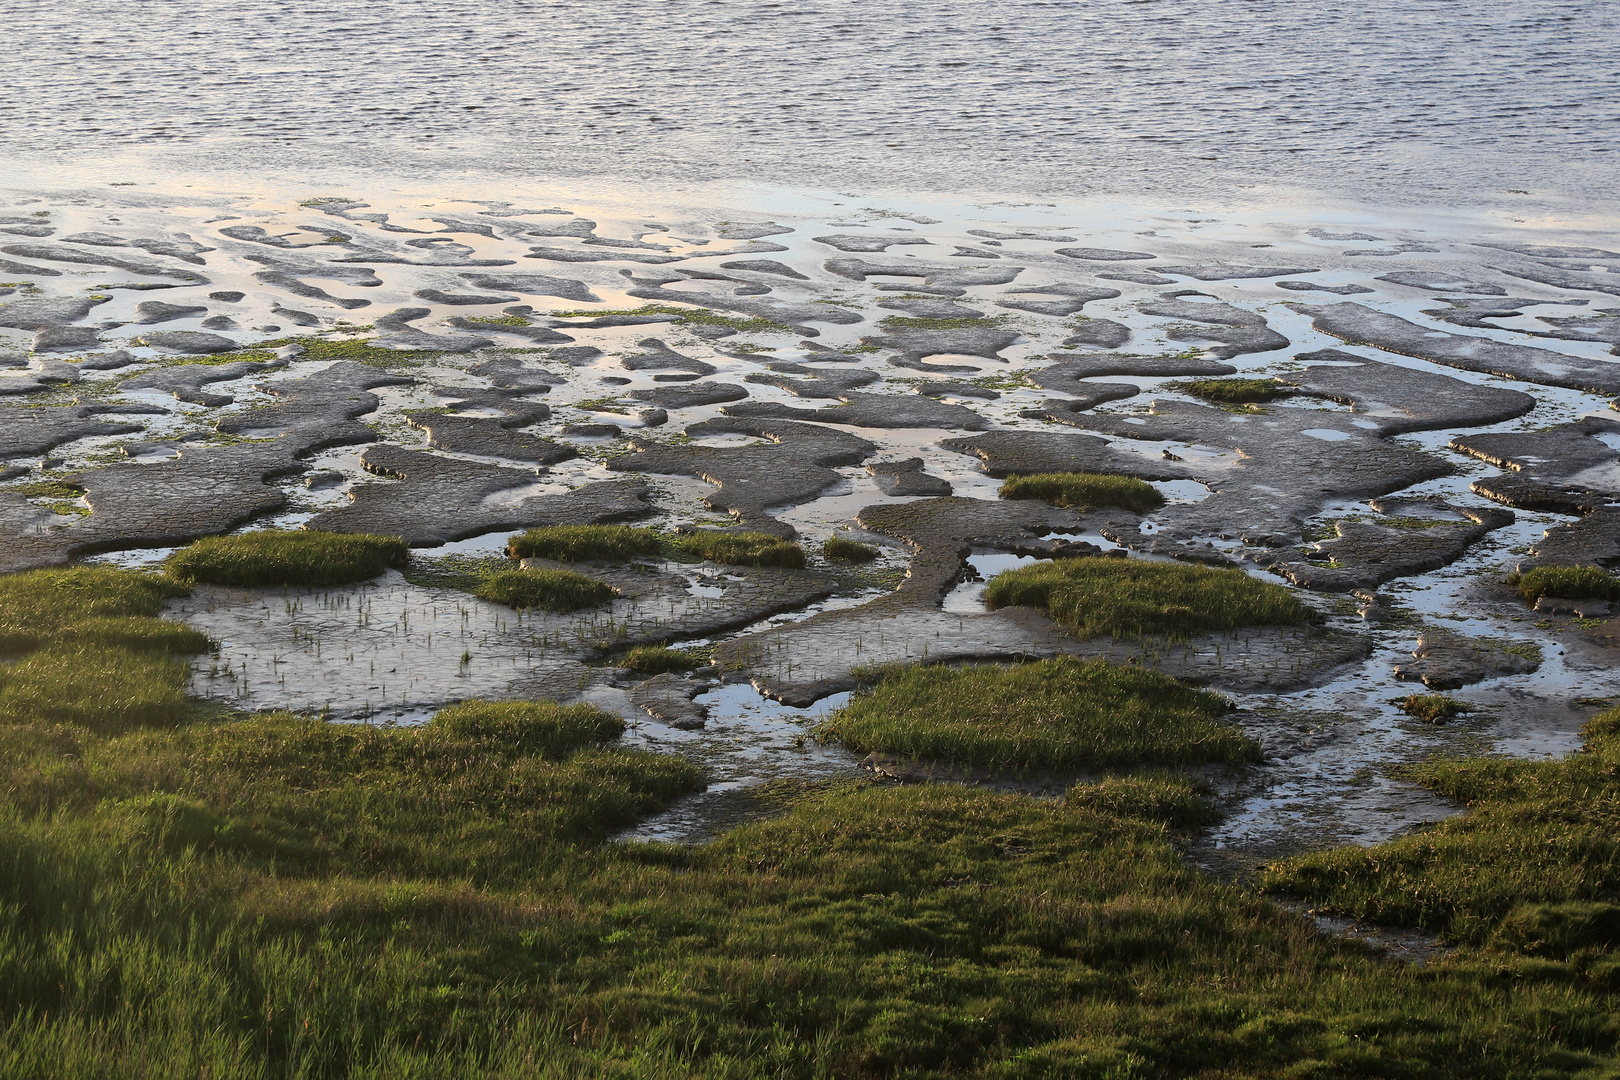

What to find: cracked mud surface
left=3, top=184, right=1617, bottom=862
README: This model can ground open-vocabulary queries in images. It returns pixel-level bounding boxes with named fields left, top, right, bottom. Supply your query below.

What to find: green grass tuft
left=984, top=556, right=1319, bottom=641
left=474, top=569, right=615, bottom=612
left=1396, top=694, right=1474, bottom=723
left=166, top=530, right=408, bottom=587
left=822, top=535, right=880, bottom=562
left=1000, top=471, right=1166, bottom=514
left=507, top=524, right=664, bottom=562
left=818, top=657, right=1256, bottom=771
left=618, top=644, right=704, bottom=675
left=1514, top=565, right=1620, bottom=603
left=678, top=530, right=806, bottom=569
left=1180, top=377, right=1293, bottom=404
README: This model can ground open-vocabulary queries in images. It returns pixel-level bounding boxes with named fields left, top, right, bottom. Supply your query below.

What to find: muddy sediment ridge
left=3, top=185, right=1618, bottom=866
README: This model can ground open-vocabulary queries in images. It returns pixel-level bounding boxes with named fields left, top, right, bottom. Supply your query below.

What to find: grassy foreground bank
left=4, top=566, right=1620, bottom=1076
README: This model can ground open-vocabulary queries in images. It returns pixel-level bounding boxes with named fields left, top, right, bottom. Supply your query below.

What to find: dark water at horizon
left=4, top=0, right=1618, bottom=208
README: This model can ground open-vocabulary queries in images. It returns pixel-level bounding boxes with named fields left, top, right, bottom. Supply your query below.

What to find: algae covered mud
left=0, top=176, right=1617, bottom=863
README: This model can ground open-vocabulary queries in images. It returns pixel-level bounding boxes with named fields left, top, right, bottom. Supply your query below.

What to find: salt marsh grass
left=3, top=565, right=1618, bottom=1076
left=1514, top=565, right=1620, bottom=603
left=618, top=644, right=704, bottom=674
left=166, top=530, right=408, bottom=587
left=999, top=471, right=1166, bottom=514
left=1179, top=377, right=1293, bottom=404
left=819, top=657, right=1257, bottom=770
left=1266, top=706, right=1620, bottom=951
left=985, top=556, right=1318, bottom=640
left=678, top=530, right=805, bottom=569
left=475, top=569, right=615, bottom=613
left=822, top=535, right=880, bottom=563
left=507, top=524, right=664, bottom=563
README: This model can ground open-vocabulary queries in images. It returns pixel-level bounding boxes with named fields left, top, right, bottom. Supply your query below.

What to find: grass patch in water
left=1396, top=694, right=1475, bottom=724
left=818, top=657, right=1256, bottom=771
left=984, top=555, right=1319, bottom=641
left=165, top=530, right=408, bottom=587
left=822, top=535, right=880, bottom=563
left=1000, top=471, right=1166, bottom=514
left=1513, top=565, right=1620, bottom=603
left=474, top=569, right=615, bottom=613
left=678, top=530, right=805, bottom=569
left=507, top=524, right=664, bottom=563
left=618, top=644, right=705, bottom=675
left=1178, top=377, right=1293, bottom=404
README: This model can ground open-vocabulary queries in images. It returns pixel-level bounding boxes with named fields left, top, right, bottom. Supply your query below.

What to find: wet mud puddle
left=2, top=179, right=1614, bottom=860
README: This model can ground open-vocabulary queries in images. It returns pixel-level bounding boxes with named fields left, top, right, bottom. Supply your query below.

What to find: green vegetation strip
left=508, top=524, right=664, bottom=563
left=1000, top=471, right=1166, bottom=514
left=166, top=530, right=408, bottom=587
left=1179, top=377, right=1294, bottom=404
left=819, top=657, right=1256, bottom=771
left=1514, top=565, right=1620, bottom=603
left=678, top=530, right=805, bottom=569
left=475, top=569, right=615, bottom=613
left=985, top=555, right=1319, bottom=640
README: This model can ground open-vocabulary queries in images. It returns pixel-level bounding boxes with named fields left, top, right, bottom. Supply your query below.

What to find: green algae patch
left=475, top=568, right=615, bottom=613
left=618, top=644, right=705, bottom=675
left=1179, top=377, right=1294, bottom=404
left=822, top=535, right=880, bottom=562
left=166, top=530, right=408, bottom=588
left=985, top=556, right=1319, bottom=641
left=507, top=524, right=664, bottom=563
left=1000, top=471, right=1166, bottom=514
left=1514, top=565, right=1620, bottom=604
left=1264, top=705, right=1620, bottom=948
left=818, top=657, right=1255, bottom=771
left=678, top=530, right=806, bottom=569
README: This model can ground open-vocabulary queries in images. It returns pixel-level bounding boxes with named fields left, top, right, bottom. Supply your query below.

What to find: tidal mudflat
left=7, top=179, right=1620, bottom=1074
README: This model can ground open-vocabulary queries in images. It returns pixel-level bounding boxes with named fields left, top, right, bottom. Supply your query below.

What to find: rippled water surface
left=4, top=0, right=1617, bottom=207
